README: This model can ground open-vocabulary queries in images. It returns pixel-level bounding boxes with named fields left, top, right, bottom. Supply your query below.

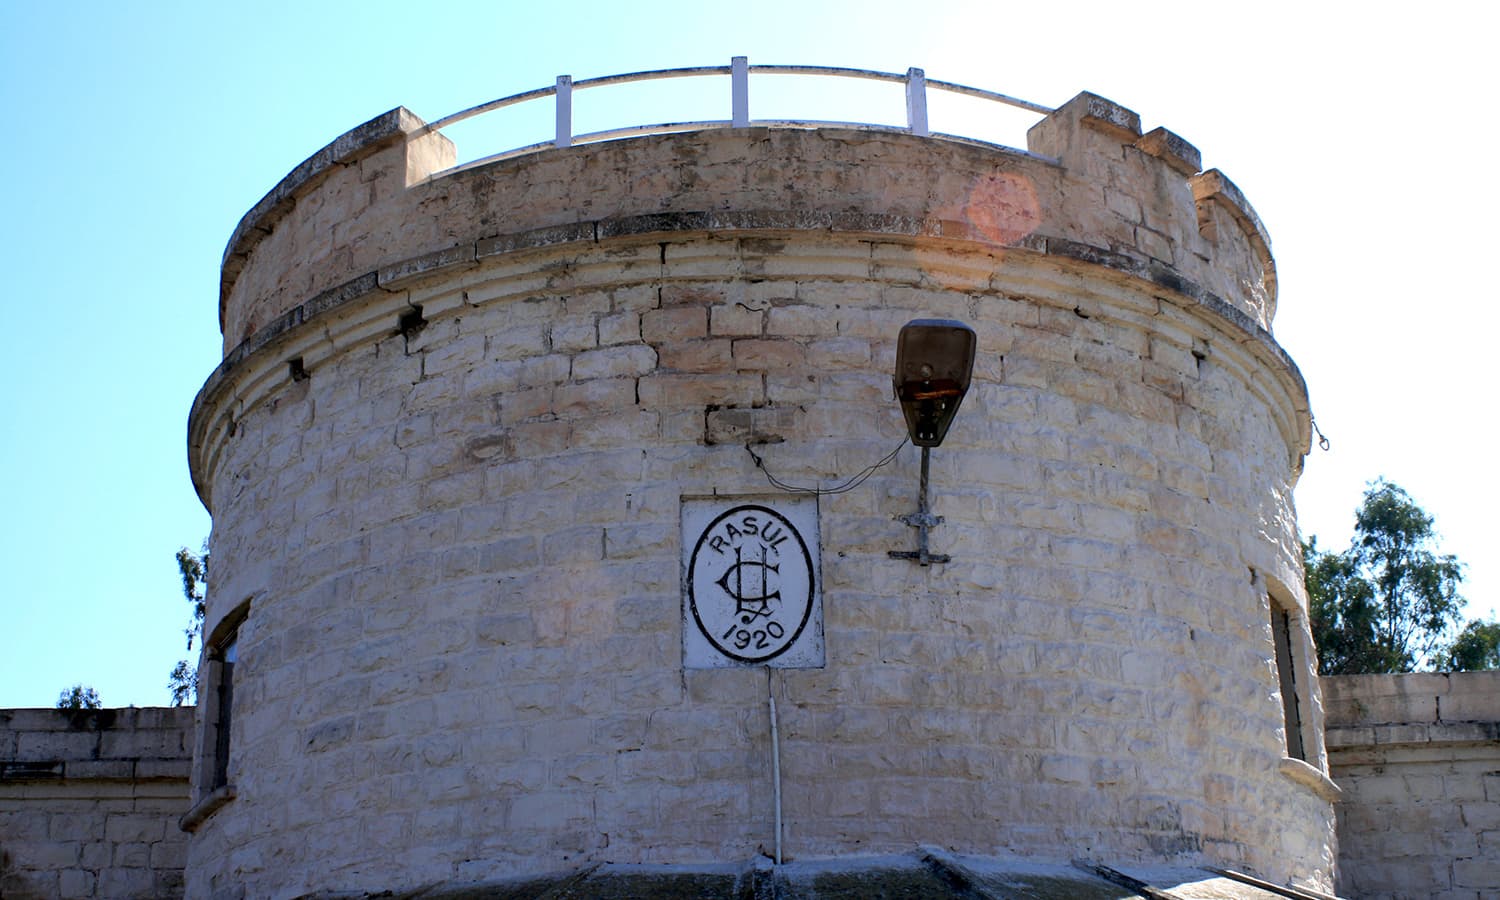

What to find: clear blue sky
left=2, top=1, right=1494, bottom=707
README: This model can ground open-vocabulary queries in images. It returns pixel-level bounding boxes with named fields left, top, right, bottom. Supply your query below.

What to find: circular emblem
left=688, top=504, right=815, bottom=663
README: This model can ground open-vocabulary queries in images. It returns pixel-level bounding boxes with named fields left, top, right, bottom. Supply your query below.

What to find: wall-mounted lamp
left=889, top=319, right=976, bottom=566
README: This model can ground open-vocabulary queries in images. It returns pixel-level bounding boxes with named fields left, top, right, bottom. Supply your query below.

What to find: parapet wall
left=215, top=92, right=1280, bottom=357
left=1325, top=672, right=1500, bottom=898
left=0, top=707, right=194, bottom=899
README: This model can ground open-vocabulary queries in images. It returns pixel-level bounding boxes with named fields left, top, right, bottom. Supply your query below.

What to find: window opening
left=1270, top=599, right=1305, bottom=761
left=211, top=633, right=238, bottom=790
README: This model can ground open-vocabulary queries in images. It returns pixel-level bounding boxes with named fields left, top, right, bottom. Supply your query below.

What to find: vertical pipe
left=768, top=670, right=783, bottom=865
left=555, top=75, right=573, bottom=148
left=732, top=56, right=750, bottom=127
left=917, top=446, right=932, bottom=562
left=918, top=445, right=931, bottom=517
left=905, top=67, right=929, bottom=137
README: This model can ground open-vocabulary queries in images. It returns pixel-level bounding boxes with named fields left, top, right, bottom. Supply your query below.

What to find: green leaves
left=1306, top=480, right=1466, bottom=674
left=169, top=542, right=208, bottom=706
left=57, top=684, right=101, bottom=710
left=1442, top=620, right=1500, bottom=671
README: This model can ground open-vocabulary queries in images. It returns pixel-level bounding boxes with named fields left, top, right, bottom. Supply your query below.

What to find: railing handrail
left=418, top=58, right=1055, bottom=177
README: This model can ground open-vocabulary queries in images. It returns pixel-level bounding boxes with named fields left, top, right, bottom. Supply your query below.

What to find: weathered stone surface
left=1135, top=127, right=1202, bottom=176
left=218, top=119, right=1284, bottom=358
left=0, top=708, right=193, bottom=899
left=177, top=88, right=1332, bottom=899
left=1325, top=671, right=1500, bottom=899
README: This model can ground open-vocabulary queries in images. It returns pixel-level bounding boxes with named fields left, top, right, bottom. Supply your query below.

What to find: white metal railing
left=419, top=58, right=1055, bottom=178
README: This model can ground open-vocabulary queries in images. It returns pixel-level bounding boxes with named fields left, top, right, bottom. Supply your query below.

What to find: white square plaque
left=681, top=496, right=824, bottom=669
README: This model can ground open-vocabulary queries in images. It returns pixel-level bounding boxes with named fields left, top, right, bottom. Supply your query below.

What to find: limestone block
left=494, top=386, right=553, bottom=426
left=488, top=322, right=550, bottom=361
left=767, top=304, right=839, bottom=337
left=550, top=316, right=598, bottom=353
left=552, top=378, right=635, bottom=417
left=598, top=311, right=641, bottom=346
left=1134, top=127, right=1202, bottom=177
left=703, top=406, right=799, bottom=446
left=709, top=302, right=764, bottom=336
left=79, top=840, right=112, bottom=870
left=104, top=813, right=166, bottom=844
left=57, top=868, right=95, bottom=899
left=572, top=345, right=657, bottom=381
left=641, top=306, right=707, bottom=343
left=657, top=339, right=732, bottom=373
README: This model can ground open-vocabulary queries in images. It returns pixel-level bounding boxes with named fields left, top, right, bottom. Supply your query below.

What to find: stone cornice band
left=190, top=213, right=1311, bottom=508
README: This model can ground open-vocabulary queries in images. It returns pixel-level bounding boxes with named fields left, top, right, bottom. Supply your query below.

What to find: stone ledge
left=1326, top=720, right=1500, bottom=749
left=0, top=757, right=192, bottom=782
left=1278, top=757, right=1342, bottom=803
left=477, top=221, right=596, bottom=258
left=179, top=784, right=235, bottom=834
left=1135, top=127, right=1202, bottom=176
left=1324, top=671, right=1500, bottom=727
left=377, top=243, right=477, bottom=289
left=0, top=760, right=63, bottom=780
left=1078, top=92, right=1142, bottom=140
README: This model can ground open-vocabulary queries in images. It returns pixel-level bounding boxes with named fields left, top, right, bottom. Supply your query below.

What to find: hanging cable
left=744, top=437, right=908, bottom=496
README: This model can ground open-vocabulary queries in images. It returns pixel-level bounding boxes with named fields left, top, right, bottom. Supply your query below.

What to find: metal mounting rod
left=768, top=673, right=783, bottom=865
left=889, top=446, right=950, bottom=565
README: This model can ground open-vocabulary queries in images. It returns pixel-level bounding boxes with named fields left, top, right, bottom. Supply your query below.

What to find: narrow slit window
left=183, top=606, right=248, bottom=831
left=211, top=633, right=238, bottom=790
left=1270, top=598, right=1305, bottom=761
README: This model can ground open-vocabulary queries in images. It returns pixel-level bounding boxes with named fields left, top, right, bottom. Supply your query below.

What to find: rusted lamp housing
left=893, top=319, right=977, bottom=447
left=890, top=319, right=976, bottom=566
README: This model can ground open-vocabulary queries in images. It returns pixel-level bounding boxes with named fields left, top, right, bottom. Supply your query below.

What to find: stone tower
left=184, top=65, right=1336, bottom=896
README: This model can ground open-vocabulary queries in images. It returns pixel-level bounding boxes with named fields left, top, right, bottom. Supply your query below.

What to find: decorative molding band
left=190, top=212, right=1312, bottom=507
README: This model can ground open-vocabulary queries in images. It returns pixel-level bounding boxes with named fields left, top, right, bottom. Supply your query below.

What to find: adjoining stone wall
left=0, top=707, right=194, bottom=899
left=1325, top=672, right=1500, bottom=899
left=184, top=91, right=1331, bottom=897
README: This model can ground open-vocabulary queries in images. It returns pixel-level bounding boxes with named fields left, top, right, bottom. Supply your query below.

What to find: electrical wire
left=744, top=437, right=908, bottom=496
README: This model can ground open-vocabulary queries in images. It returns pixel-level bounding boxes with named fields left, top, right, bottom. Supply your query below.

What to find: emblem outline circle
left=688, top=503, right=815, bottom=663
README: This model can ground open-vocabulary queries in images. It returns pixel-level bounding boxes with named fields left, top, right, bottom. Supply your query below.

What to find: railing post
left=555, top=75, right=573, bottom=148
left=732, top=56, right=749, bottom=127
left=905, top=67, right=929, bottom=137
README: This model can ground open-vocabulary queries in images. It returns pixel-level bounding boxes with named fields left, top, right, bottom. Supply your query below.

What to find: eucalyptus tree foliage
left=1442, top=619, right=1500, bottom=671
left=57, top=684, right=101, bottom=710
left=169, top=544, right=208, bottom=706
left=1306, top=480, right=1465, bottom=675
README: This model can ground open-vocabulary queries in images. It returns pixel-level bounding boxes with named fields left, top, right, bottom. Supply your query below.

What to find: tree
left=170, top=544, right=208, bottom=706
left=57, top=685, right=101, bottom=710
left=1305, top=479, right=1464, bottom=675
left=1305, top=537, right=1388, bottom=675
left=1442, top=619, right=1500, bottom=671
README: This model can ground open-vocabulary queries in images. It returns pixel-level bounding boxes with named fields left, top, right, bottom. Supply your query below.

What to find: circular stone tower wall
left=185, top=89, right=1336, bottom=896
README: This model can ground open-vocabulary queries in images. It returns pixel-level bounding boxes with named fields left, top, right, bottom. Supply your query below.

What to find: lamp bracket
left=888, top=445, right=951, bottom=566
left=898, top=512, right=943, bottom=529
